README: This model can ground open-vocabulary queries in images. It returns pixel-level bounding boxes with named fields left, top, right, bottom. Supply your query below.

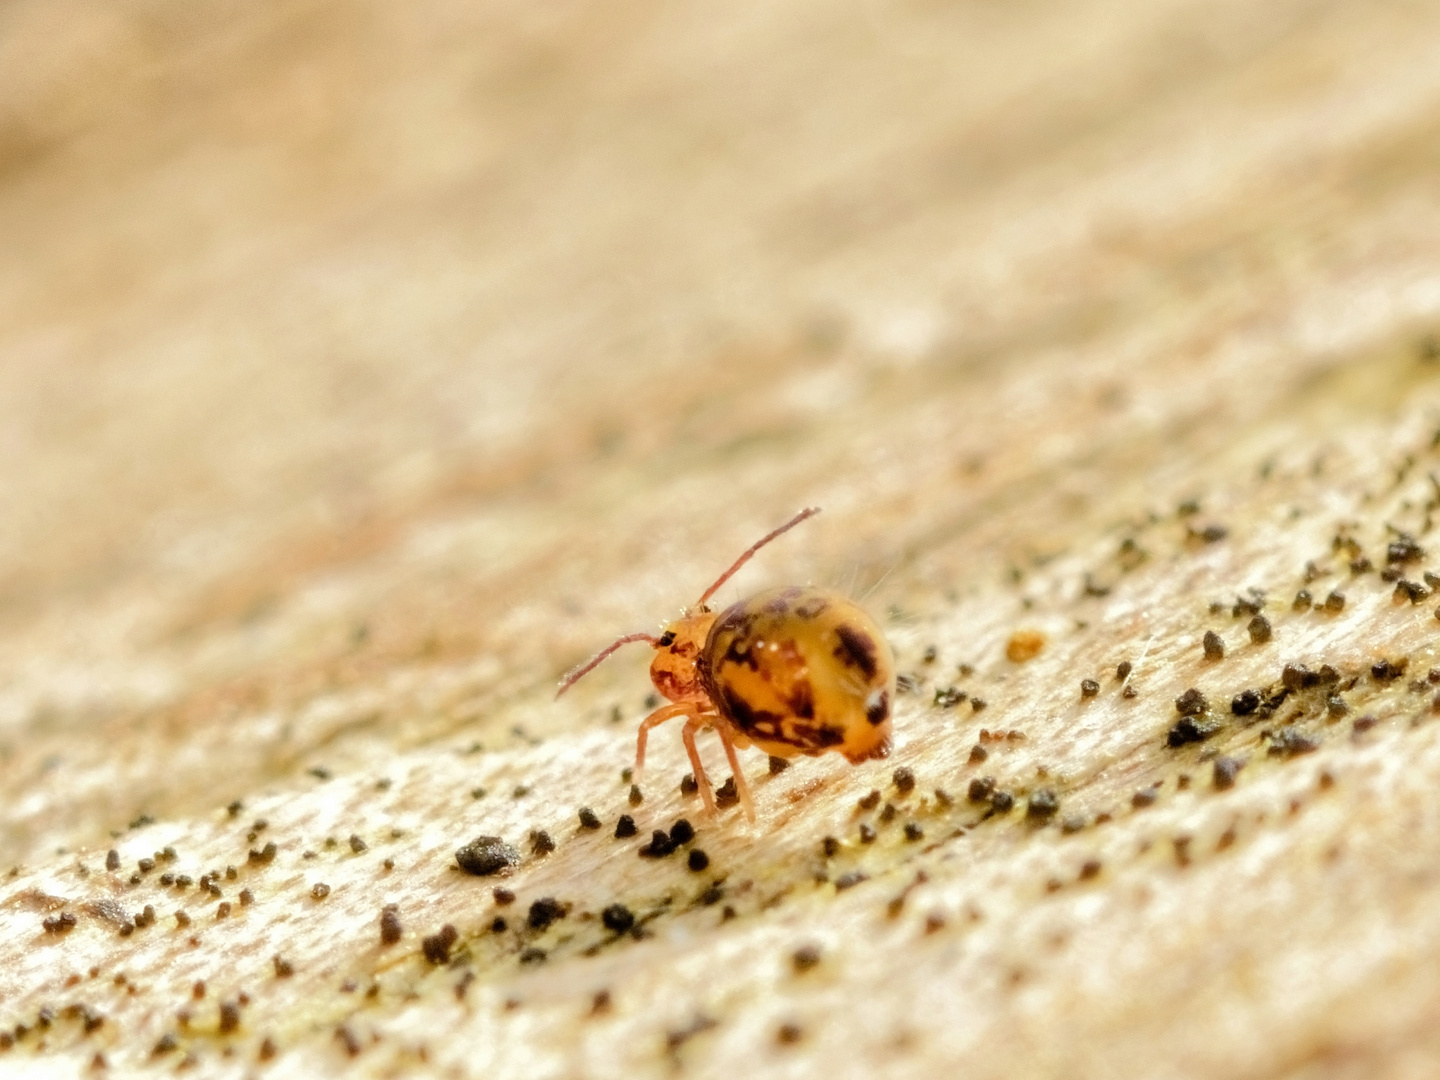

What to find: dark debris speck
left=527, top=897, right=567, bottom=931
left=601, top=904, right=634, bottom=934
left=423, top=926, right=459, bottom=964
left=1026, top=789, right=1060, bottom=821
left=892, top=767, right=916, bottom=795
left=455, top=836, right=520, bottom=877
left=1213, top=756, right=1245, bottom=790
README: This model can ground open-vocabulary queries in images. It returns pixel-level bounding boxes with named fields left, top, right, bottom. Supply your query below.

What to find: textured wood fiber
left=4, top=1, right=1440, bottom=1077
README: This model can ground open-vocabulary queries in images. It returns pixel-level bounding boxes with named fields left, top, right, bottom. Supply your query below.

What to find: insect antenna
left=696, top=507, right=821, bottom=608
left=556, top=632, right=661, bottom=698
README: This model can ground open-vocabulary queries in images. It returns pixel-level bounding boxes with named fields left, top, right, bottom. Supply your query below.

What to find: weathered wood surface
left=4, top=1, right=1440, bottom=1076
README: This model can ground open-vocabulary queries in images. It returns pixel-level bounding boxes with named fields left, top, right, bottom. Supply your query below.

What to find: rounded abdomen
left=701, top=586, right=895, bottom=764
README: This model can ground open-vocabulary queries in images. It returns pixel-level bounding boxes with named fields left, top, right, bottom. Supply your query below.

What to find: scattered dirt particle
left=1292, top=591, right=1313, bottom=612
left=715, top=778, right=739, bottom=809
left=380, top=905, right=402, bottom=946
left=1247, top=615, right=1272, bottom=644
left=768, top=756, right=790, bottom=774
left=1026, top=789, right=1060, bottom=822
left=602, top=904, right=635, bottom=934
left=777, top=1023, right=803, bottom=1045
left=247, top=842, right=277, bottom=866
left=218, top=1001, right=241, bottom=1034
left=1372, top=658, right=1408, bottom=682
left=967, top=777, right=996, bottom=803
left=1168, top=715, right=1221, bottom=747
left=834, top=871, right=868, bottom=891
left=310, top=883, right=330, bottom=901
left=455, top=836, right=520, bottom=876
left=527, top=898, right=567, bottom=930
left=688, top=849, right=710, bottom=872
left=335, top=1025, right=361, bottom=1058
left=272, top=955, right=294, bottom=978
left=1175, top=688, right=1208, bottom=715
left=970, top=697, right=988, bottom=712
left=968, top=744, right=988, bottom=764
left=893, top=767, right=916, bottom=794
left=529, top=830, right=556, bottom=857
left=669, top=819, right=695, bottom=846
left=858, top=790, right=882, bottom=811
left=628, top=784, right=644, bottom=807
left=1231, top=690, right=1261, bottom=716
left=858, top=824, right=877, bottom=844
left=493, top=887, right=516, bottom=905
left=422, top=925, right=459, bottom=964
left=1203, top=631, right=1225, bottom=661
left=821, top=836, right=840, bottom=858
left=577, top=808, right=601, bottom=830
left=934, top=687, right=967, bottom=708
left=1213, top=756, right=1246, bottom=790
left=791, top=945, right=822, bottom=973
left=43, top=912, right=77, bottom=934
left=904, top=822, right=925, bottom=842
left=614, top=815, right=638, bottom=839
left=1079, top=860, right=1102, bottom=881
left=1268, top=728, right=1320, bottom=757
left=348, top=835, right=368, bottom=854
left=640, top=831, right=676, bottom=858
left=1323, top=591, right=1346, bottom=613
left=680, top=774, right=698, bottom=796
left=1116, top=661, right=1133, bottom=681
left=1006, top=630, right=1046, bottom=663
left=1388, top=535, right=1425, bottom=565
left=1395, top=580, right=1429, bottom=604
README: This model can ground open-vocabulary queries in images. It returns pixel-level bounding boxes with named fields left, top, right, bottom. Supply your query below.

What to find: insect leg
left=633, top=702, right=694, bottom=788
left=680, top=714, right=717, bottom=817
left=714, top=725, right=756, bottom=823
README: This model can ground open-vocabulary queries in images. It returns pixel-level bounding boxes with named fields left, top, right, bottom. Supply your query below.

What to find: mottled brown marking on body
left=833, top=624, right=878, bottom=678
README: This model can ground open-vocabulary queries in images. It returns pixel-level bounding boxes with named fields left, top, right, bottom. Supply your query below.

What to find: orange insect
left=557, top=508, right=895, bottom=821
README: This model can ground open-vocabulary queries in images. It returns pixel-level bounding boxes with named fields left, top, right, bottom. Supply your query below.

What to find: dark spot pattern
left=866, top=690, right=890, bottom=726
left=833, top=625, right=879, bottom=679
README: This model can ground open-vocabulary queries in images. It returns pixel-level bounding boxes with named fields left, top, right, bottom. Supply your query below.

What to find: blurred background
left=5, top=0, right=1440, bottom=849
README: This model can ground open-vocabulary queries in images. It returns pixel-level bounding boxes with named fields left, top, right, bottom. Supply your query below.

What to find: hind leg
left=715, top=725, right=756, bottom=823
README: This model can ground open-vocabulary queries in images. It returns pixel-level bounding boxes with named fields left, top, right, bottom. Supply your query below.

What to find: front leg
left=681, top=714, right=717, bottom=817
left=715, top=724, right=756, bottom=823
left=634, top=702, right=696, bottom=788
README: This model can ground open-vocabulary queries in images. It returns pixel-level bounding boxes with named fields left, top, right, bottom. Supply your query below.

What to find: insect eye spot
left=658, top=631, right=676, bottom=647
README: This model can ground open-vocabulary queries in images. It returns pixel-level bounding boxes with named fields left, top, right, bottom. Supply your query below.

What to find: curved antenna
left=556, top=632, right=660, bottom=698
left=696, top=506, right=821, bottom=608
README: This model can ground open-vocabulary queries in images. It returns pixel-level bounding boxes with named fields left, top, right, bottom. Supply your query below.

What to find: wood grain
left=4, top=1, right=1440, bottom=1076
